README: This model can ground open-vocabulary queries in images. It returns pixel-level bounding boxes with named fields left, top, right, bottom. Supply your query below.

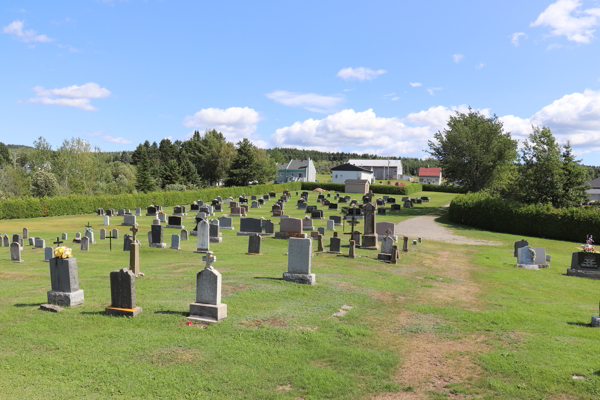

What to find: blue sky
left=3, top=0, right=600, bottom=164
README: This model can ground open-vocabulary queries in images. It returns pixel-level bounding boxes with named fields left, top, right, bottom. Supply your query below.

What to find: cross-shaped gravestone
left=130, top=225, right=139, bottom=241
left=53, top=237, right=63, bottom=248
left=106, top=233, right=116, bottom=251
left=85, top=222, right=92, bottom=230
left=203, top=251, right=216, bottom=269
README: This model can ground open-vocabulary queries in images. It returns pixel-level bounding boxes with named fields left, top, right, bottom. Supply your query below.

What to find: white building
left=347, top=159, right=403, bottom=180
left=586, top=177, right=600, bottom=201
left=419, top=167, right=442, bottom=185
left=331, top=163, right=374, bottom=184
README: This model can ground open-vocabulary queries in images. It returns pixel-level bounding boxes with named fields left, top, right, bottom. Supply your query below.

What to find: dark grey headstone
left=168, top=215, right=182, bottom=226
left=151, top=224, right=163, bottom=244
left=240, top=218, right=262, bottom=233
left=49, top=257, right=80, bottom=292
left=248, top=234, right=261, bottom=254
left=514, top=240, right=529, bottom=257
left=110, top=269, right=136, bottom=309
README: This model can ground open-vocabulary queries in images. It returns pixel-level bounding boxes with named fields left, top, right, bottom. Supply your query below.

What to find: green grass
left=1, top=190, right=600, bottom=399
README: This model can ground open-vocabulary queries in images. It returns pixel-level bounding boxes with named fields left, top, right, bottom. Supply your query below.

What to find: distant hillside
left=6, top=144, right=35, bottom=154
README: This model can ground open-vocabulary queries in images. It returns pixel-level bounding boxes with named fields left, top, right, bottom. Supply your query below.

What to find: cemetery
left=1, top=186, right=600, bottom=399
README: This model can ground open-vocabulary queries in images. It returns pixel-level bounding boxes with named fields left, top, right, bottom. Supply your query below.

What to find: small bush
left=422, top=184, right=467, bottom=194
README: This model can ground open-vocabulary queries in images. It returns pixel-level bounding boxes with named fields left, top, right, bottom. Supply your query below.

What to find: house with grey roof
left=275, top=159, right=316, bottom=183
left=586, top=177, right=600, bottom=201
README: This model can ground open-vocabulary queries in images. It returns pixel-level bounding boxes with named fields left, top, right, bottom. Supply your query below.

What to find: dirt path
left=395, top=216, right=500, bottom=246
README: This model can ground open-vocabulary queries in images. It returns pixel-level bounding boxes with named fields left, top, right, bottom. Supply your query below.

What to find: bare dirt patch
left=238, top=317, right=289, bottom=328
left=222, top=283, right=248, bottom=296
left=148, top=347, right=203, bottom=366
left=276, top=384, right=293, bottom=392
left=396, top=216, right=500, bottom=246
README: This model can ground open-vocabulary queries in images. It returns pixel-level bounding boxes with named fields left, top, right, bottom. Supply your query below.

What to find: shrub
left=448, top=192, right=600, bottom=243
left=31, top=171, right=59, bottom=198
left=0, top=182, right=302, bottom=220
left=164, top=184, right=187, bottom=192
left=422, top=184, right=468, bottom=194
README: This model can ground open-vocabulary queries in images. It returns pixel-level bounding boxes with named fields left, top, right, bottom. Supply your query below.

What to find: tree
left=254, top=148, right=278, bottom=183
left=225, top=139, right=259, bottom=186
left=135, top=147, right=156, bottom=192
left=516, top=127, right=589, bottom=207
left=0, top=142, right=10, bottom=166
left=427, top=109, right=518, bottom=192
left=31, top=171, right=59, bottom=197
left=120, top=151, right=132, bottom=164
left=161, top=159, right=181, bottom=186
left=179, top=151, right=201, bottom=187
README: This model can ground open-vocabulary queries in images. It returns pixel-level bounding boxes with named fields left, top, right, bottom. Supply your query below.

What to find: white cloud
left=87, top=131, right=132, bottom=145
left=391, top=97, right=400, bottom=101
left=452, top=54, right=464, bottom=63
left=182, top=107, right=260, bottom=141
left=34, top=83, right=111, bottom=99
left=510, top=32, right=527, bottom=46
left=336, top=67, right=387, bottom=81
left=27, top=83, right=111, bottom=111
left=265, top=90, right=343, bottom=113
left=409, top=82, right=422, bottom=87
left=530, top=0, right=600, bottom=44
left=28, top=97, right=96, bottom=111
left=426, top=87, right=442, bottom=96
left=475, top=62, right=486, bottom=69
left=383, top=92, right=396, bottom=97
left=3, top=20, right=52, bottom=43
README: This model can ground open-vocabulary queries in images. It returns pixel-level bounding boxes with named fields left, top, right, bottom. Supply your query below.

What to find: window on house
left=299, top=173, right=303, bottom=177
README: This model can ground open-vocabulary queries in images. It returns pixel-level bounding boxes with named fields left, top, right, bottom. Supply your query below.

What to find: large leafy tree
left=428, top=109, right=518, bottom=192
left=254, top=148, right=277, bottom=183
left=31, top=171, right=59, bottom=197
left=0, top=142, right=10, bottom=166
left=516, top=127, right=589, bottom=207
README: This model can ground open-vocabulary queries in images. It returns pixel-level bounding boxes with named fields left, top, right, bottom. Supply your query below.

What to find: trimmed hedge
left=0, top=182, right=302, bottom=220
left=448, top=192, right=600, bottom=243
left=422, top=184, right=468, bottom=194
left=301, top=182, right=423, bottom=196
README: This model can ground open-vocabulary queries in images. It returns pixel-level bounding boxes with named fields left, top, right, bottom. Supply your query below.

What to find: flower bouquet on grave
left=85, top=227, right=93, bottom=233
left=54, top=246, right=73, bottom=259
left=578, top=235, right=597, bottom=253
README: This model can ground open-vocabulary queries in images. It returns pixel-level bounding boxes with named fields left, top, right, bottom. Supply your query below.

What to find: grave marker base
left=516, top=264, right=540, bottom=270
left=274, top=232, right=308, bottom=239
left=166, top=225, right=184, bottom=229
left=209, top=237, right=223, bottom=243
left=47, top=289, right=84, bottom=307
left=105, top=306, right=143, bottom=317
left=567, top=269, right=600, bottom=279
left=150, top=243, right=167, bottom=249
left=283, top=272, right=316, bottom=285
left=592, top=316, right=600, bottom=327
left=236, top=232, right=272, bottom=236
left=188, top=303, right=227, bottom=324
left=40, top=304, right=64, bottom=312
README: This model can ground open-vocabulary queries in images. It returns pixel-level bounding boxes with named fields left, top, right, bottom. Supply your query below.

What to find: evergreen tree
left=559, top=142, right=590, bottom=207
left=120, top=151, right=132, bottom=164
left=135, top=147, right=156, bottom=192
left=161, top=159, right=181, bottom=186
left=179, top=151, right=201, bottom=186
left=225, top=139, right=259, bottom=186
left=0, top=142, right=10, bottom=166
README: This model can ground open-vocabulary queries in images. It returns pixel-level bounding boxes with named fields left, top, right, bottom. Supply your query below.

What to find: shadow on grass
left=14, top=303, right=42, bottom=307
left=388, top=206, right=445, bottom=218
left=253, top=277, right=283, bottom=281
left=155, top=310, right=187, bottom=316
left=567, top=322, right=592, bottom=327
left=80, top=311, right=107, bottom=316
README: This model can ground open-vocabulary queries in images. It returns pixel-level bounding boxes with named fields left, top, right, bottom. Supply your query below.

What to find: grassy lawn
left=1, top=189, right=599, bottom=399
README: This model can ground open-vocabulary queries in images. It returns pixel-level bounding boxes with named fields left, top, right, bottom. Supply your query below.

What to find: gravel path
left=395, top=216, right=501, bottom=246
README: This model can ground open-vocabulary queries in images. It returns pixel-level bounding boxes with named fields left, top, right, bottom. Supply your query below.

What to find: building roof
left=587, top=189, right=600, bottom=195
left=344, top=179, right=370, bottom=184
left=587, top=177, right=600, bottom=189
left=419, top=167, right=441, bottom=177
left=348, top=159, right=402, bottom=168
left=331, top=163, right=373, bottom=173
left=277, top=159, right=311, bottom=170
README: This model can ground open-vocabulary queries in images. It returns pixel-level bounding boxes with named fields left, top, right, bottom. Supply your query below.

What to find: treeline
left=265, top=147, right=440, bottom=175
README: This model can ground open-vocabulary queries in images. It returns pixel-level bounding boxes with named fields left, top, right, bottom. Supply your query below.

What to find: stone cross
left=130, top=225, right=139, bottom=241
left=53, top=237, right=63, bottom=248
left=203, top=251, right=216, bottom=270
left=85, top=222, right=93, bottom=230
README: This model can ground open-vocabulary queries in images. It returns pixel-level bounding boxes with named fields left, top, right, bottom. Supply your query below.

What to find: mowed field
left=1, top=190, right=600, bottom=399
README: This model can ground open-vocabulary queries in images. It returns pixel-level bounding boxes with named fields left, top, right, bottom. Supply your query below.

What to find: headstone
left=297, top=202, right=307, bottom=210
left=317, top=234, right=324, bottom=252
left=514, top=239, right=529, bottom=257
left=12, top=234, right=21, bottom=244
left=303, top=217, right=313, bottom=231
left=376, top=222, right=396, bottom=240
left=80, top=236, right=90, bottom=251
left=100, top=229, right=106, bottom=240
left=361, top=203, right=378, bottom=250
left=123, top=234, right=132, bottom=251
left=188, top=251, right=227, bottom=323
left=166, top=215, right=184, bottom=229
left=171, top=235, right=181, bottom=250
left=209, top=220, right=223, bottom=243
left=28, top=237, right=34, bottom=246
left=567, top=251, right=600, bottom=278
left=251, top=201, right=259, bottom=208
left=516, top=246, right=548, bottom=268
left=44, top=247, right=53, bottom=262
left=195, top=220, right=210, bottom=253
left=48, top=256, right=84, bottom=306
left=329, top=215, right=342, bottom=225
left=263, top=219, right=275, bottom=234
left=181, top=229, right=189, bottom=241
left=158, top=213, right=167, bottom=223
left=11, top=242, right=23, bottom=262
left=240, top=218, right=262, bottom=233
left=378, top=207, right=386, bottom=215
left=112, top=229, right=119, bottom=239
left=329, top=236, right=341, bottom=253
left=150, top=224, right=167, bottom=248
left=404, top=200, right=413, bottom=208
left=391, top=204, right=401, bottom=211
left=3, top=235, right=8, bottom=247
left=248, top=234, right=261, bottom=254
left=147, top=206, right=157, bottom=216
left=35, top=237, right=45, bottom=248
left=23, top=228, right=28, bottom=239
left=403, top=236, right=408, bottom=252
left=123, top=214, right=136, bottom=226
left=218, top=216, right=234, bottom=230
left=73, top=232, right=82, bottom=243
left=283, top=238, right=315, bottom=285
left=105, top=269, right=142, bottom=317
left=318, top=227, right=325, bottom=236
left=85, top=229, right=95, bottom=244
left=311, top=209, right=324, bottom=219
left=136, top=207, right=142, bottom=216
left=62, top=232, right=68, bottom=240
left=327, top=219, right=335, bottom=230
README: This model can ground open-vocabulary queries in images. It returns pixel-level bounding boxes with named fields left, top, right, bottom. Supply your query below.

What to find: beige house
left=345, top=179, right=370, bottom=194
left=419, top=167, right=442, bottom=185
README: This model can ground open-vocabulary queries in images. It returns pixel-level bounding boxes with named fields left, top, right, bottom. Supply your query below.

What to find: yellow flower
left=54, top=246, right=72, bottom=259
